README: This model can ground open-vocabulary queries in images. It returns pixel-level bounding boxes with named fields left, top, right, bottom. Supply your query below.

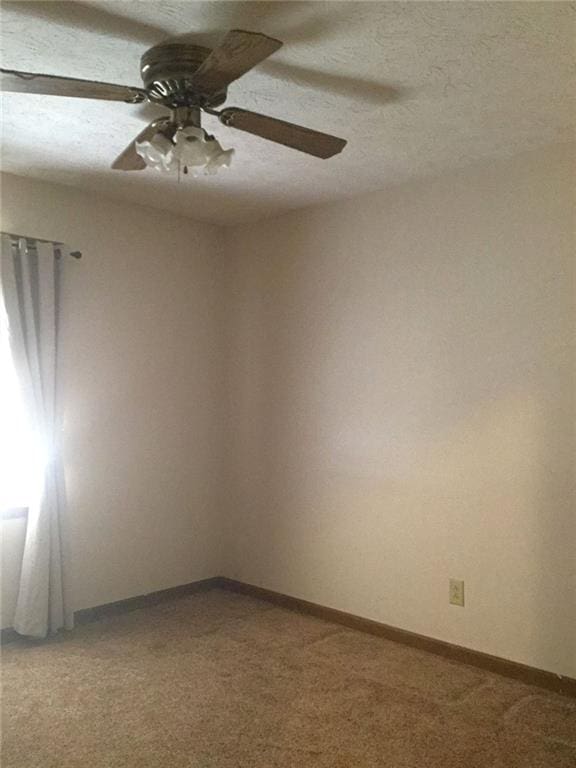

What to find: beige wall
left=1, top=174, right=226, bottom=625
left=2, top=144, right=574, bottom=678
left=222, top=143, right=576, bottom=678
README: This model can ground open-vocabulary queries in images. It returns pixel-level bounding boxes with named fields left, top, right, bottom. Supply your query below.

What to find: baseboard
left=75, top=576, right=223, bottom=624
left=1, top=576, right=222, bottom=643
left=3, top=574, right=574, bottom=698
left=218, top=577, right=576, bottom=699
left=0, top=627, right=21, bottom=644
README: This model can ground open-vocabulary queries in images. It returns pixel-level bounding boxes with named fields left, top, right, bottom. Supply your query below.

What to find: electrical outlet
left=449, top=579, right=465, bottom=607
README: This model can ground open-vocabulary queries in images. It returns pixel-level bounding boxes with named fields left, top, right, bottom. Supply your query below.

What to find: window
left=0, top=297, right=45, bottom=514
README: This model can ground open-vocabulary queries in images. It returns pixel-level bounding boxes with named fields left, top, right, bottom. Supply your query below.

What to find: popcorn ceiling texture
left=1, top=1, right=574, bottom=224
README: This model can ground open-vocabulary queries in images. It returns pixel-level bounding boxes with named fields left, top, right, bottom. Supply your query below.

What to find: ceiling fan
left=0, top=30, right=347, bottom=175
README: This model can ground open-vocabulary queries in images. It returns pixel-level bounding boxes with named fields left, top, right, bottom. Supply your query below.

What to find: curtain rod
left=1, top=231, right=82, bottom=259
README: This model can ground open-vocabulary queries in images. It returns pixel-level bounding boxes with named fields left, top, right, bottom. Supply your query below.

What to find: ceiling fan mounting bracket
left=140, top=43, right=227, bottom=109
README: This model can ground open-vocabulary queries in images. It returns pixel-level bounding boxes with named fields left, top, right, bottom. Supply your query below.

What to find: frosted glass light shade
left=136, top=134, right=177, bottom=173
left=205, top=147, right=235, bottom=175
left=173, top=126, right=208, bottom=167
left=135, top=126, right=234, bottom=176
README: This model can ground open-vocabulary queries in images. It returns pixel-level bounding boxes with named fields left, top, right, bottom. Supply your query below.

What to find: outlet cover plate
left=449, top=578, right=465, bottom=607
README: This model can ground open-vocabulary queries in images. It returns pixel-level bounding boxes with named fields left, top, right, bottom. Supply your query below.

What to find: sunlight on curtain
left=0, top=295, right=46, bottom=512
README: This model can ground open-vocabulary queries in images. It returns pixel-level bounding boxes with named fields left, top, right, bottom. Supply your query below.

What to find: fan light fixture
left=136, top=126, right=234, bottom=176
left=0, top=29, right=348, bottom=172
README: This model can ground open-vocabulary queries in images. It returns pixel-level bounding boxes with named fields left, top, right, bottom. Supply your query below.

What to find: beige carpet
left=2, top=588, right=575, bottom=767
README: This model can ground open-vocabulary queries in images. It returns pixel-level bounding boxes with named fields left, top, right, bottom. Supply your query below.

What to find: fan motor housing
left=141, top=43, right=227, bottom=108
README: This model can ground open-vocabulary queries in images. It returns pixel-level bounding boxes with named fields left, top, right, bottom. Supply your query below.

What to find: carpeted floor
left=1, top=588, right=575, bottom=767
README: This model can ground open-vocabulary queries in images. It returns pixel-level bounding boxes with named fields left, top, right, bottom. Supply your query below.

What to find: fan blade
left=0, top=68, right=146, bottom=102
left=218, top=108, right=346, bottom=159
left=191, top=30, right=282, bottom=94
left=112, top=119, right=170, bottom=171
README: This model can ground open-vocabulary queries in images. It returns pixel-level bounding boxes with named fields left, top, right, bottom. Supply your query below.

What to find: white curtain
left=1, top=235, right=73, bottom=637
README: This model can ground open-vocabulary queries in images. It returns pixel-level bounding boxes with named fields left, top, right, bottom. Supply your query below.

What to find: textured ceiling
left=1, top=1, right=574, bottom=224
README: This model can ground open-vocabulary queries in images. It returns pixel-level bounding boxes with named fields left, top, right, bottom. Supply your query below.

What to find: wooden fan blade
left=0, top=68, right=146, bottom=102
left=191, top=30, right=282, bottom=94
left=112, top=119, right=170, bottom=171
left=218, top=108, right=346, bottom=159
